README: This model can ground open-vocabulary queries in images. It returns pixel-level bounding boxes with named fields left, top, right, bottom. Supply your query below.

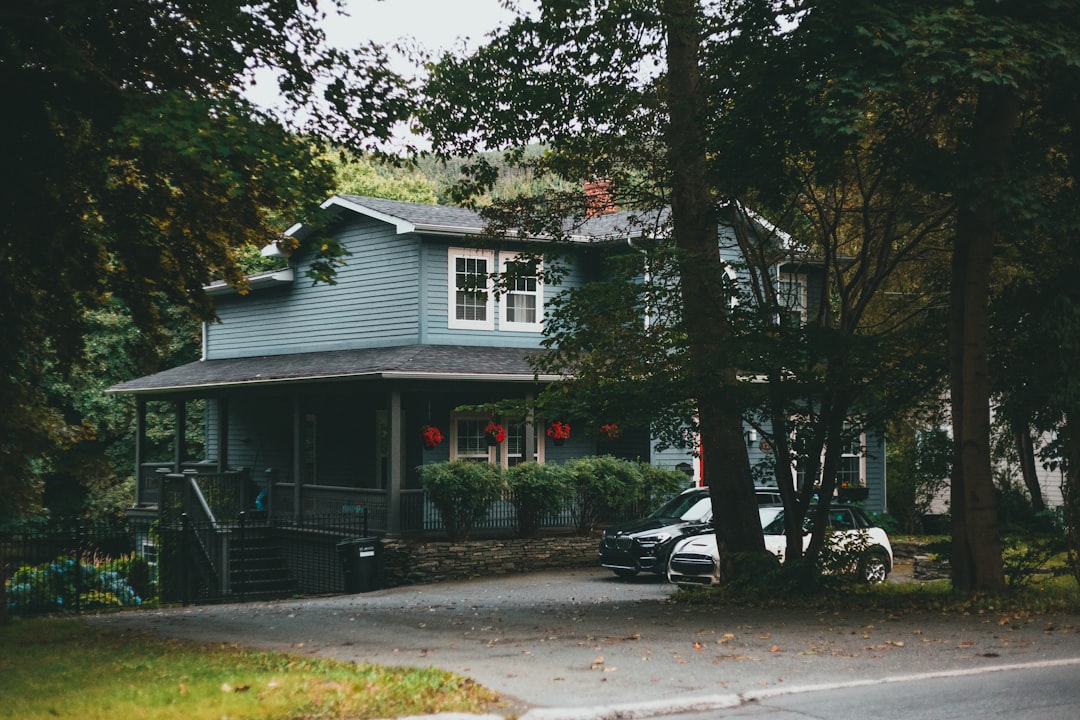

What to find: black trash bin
left=337, top=537, right=381, bottom=593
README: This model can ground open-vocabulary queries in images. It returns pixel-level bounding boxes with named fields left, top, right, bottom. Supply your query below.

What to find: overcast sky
left=246, top=0, right=525, bottom=145
left=324, top=0, right=519, bottom=57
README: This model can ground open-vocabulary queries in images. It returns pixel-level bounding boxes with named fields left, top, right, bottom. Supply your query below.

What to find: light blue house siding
left=419, top=239, right=590, bottom=347
left=207, top=216, right=422, bottom=359
left=208, top=222, right=594, bottom=358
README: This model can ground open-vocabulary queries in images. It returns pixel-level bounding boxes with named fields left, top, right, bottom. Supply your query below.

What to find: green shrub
left=562, top=456, right=645, bottom=534
left=636, top=463, right=690, bottom=508
left=417, top=460, right=507, bottom=541
left=505, top=462, right=574, bottom=538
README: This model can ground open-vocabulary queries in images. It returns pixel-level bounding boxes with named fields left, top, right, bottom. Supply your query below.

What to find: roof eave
left=108, top=370, right=562, bottom=396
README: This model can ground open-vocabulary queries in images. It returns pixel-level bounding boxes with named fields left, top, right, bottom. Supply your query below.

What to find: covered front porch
left=113, top=344, right=608, bottom=536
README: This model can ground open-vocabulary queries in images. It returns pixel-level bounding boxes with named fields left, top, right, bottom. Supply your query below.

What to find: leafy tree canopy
left=0, top=0, right=412, bottom=515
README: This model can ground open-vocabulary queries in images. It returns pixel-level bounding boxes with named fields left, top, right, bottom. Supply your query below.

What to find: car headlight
left=636, top=532, right=672, bottom=548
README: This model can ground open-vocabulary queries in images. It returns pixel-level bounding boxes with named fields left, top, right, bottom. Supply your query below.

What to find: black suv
left=599, top=488, right=712, bottom=577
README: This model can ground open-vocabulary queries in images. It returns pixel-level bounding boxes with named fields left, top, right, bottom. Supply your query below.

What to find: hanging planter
left=599, top=423, right=620, bottom=440
left=546, top=421, right=571, bottom=446
left=419, top=424, right=443, bottom=450
left=485, top=421, right=507, bottom=445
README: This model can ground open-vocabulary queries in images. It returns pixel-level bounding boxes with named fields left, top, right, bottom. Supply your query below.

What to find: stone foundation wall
left=377, top=535, right=599, bottom=588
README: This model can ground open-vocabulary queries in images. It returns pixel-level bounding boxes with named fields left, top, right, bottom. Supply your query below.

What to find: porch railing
left=267, top=481, right=648, bottom=535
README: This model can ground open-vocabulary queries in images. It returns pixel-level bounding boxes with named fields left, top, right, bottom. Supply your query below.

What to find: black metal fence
left=2, top=511, right=369, bottom=617
left=1, top=524, right=144, bottom=616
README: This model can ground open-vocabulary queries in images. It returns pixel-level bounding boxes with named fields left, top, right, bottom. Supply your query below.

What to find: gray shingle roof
left=335, top=195, right=485, bottom=231
left=329, top=194, right=665, bottom=241
left=110, top=344, right=556, bottom=395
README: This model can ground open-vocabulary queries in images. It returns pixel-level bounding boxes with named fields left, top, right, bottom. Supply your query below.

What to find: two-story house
left=111, top=194, right=886, bottom=542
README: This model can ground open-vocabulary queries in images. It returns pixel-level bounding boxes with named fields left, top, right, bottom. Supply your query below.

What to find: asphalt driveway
left=89, top=566, right=1080, bottom=718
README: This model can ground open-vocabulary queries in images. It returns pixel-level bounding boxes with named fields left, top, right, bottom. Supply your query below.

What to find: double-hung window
left=777, top=272, right=807, bottom=325
left=449, top=249, right=495, bottom=330
left=450, top=416, right=495, bottom=463
left=500, top=253, right=543, bottom=332
left=837, top=422, right=865, bottom=489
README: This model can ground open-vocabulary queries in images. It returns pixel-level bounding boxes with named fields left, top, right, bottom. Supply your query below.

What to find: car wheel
left=859, top=552, right=889, bottom=584
left=613, top=568, right=639, bottom=578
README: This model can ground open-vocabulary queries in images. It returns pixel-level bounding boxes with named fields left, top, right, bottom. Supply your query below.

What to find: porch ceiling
left=108, top=344, right=559, bottom=395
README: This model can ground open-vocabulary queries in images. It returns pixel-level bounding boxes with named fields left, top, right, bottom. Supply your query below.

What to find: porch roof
left=108, top=344, right=558, bottom=395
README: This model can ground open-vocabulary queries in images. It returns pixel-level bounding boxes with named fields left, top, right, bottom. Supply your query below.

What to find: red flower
left=599, top=423, right=620, bottom=439
left=420, top=424, right=443, bottom=450
left=546, top=421, right=571, bottom=441
left=485, top=421, right=507, bottom=443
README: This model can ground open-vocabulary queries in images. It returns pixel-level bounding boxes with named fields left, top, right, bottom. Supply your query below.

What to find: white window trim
left=448, top=248, right=495, bottom=330
left=789, top=418, right=865, bottom=491
left=499, top=252, right=544, bottom=333
left=449, top=413, right=496, bottom=463
left=505, top=420, right=544, bottom=469
left=778, top=271, right=807, bottom=323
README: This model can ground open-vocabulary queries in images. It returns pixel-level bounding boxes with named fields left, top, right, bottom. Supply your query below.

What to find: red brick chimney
left=584, top=180, right=617, bottom=217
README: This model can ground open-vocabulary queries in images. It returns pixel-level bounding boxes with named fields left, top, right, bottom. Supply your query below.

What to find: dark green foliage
left=560, top=456, right=686, bottom=535
left=886, top=417, right=952, bottom=534
left=636, top=463, right=693, bottom=510
left=505, top=462, right=574, bottom=538
left=417, top=461, right=507, bottom=541
left=0, top=0, right=411, bottom=525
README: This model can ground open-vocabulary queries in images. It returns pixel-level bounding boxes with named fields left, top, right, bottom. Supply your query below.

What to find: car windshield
left=762, top=506, right=871, bottom=534
left=649, top=492, right=711, bottom=522
left=762, top=510, right=813, bottom=535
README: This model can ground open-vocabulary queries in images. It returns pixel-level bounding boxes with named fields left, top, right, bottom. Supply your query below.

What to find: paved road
left=90, top=567, right=1080, bottom=719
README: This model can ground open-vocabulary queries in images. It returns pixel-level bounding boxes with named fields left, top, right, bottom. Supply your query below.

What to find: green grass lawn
left=0, top=617, right=501, bottom=720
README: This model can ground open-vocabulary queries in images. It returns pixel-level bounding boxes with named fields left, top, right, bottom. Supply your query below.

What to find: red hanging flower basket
left=485, top=421, right=507, bottom=445
left=419, top=424, right=443, bottom=450
left=599, top=423, right=620, bottom=440
left=546, top=421, right=571, bottom=445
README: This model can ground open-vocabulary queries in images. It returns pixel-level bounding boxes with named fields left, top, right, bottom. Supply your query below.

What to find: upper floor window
left=837, top=423, right=865, bottom=490
left=777, top=272, right=807, bottom=325
left=500, top=253, right=543, bottom=332
left=449, top=249, right=494, bottom=330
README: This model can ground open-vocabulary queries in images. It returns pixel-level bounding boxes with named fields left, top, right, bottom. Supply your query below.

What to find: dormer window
left=448, top=248, right=495, bottom=330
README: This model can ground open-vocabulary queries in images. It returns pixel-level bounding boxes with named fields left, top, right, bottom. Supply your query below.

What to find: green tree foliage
left=420, top=0, right=769, bottom=566
left=0, top=1, right=412, bottom=521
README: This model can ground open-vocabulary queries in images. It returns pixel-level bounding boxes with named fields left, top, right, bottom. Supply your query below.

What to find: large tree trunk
left=663, top=0, right=763, bottom=565
left=949, top=85, right=1016, bottom=592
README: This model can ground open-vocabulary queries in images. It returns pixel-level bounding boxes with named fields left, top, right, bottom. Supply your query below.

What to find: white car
left=667, top=504, right=893, bottom=585
left=665, top=505, right=783, bottom=586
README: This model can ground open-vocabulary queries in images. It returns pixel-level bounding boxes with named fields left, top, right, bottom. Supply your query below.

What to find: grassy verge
left=0, top=616, right=500, bottom=720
